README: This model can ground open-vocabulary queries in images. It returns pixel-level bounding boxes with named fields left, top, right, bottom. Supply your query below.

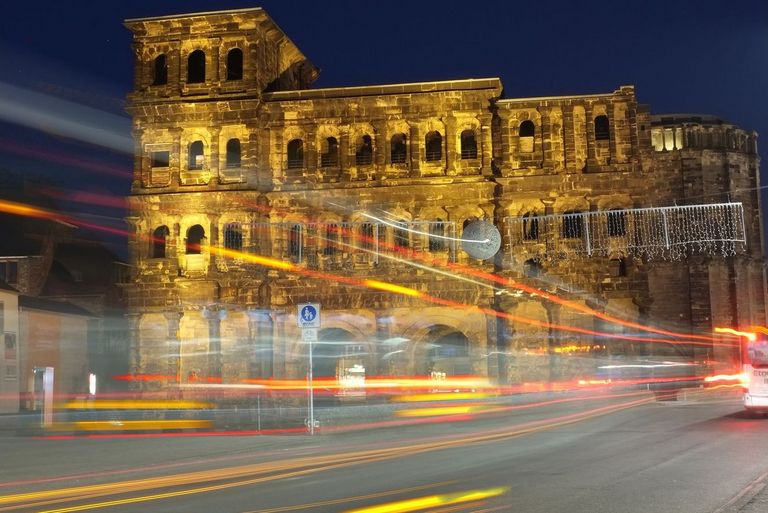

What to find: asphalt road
left=1, top=388, right=766, bottom=513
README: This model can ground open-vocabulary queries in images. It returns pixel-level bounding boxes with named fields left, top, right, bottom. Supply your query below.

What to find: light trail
left=0, top=195, right=734, bottom=350
left=0, top=395, right=654, bottom=512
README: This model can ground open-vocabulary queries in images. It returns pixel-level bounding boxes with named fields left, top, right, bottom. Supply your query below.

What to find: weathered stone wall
left=123, top=8, right=767, bottom=387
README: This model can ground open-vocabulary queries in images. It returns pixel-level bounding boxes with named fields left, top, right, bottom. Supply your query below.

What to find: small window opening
left=226, top=48, right=243, bottom=81
left=287, top=139, right=304, bottom=169
left=607, top=210, right=626, bottom=237
left=425, top=131, right=442, bottom=162
left=153, top=54, right=168, bottom=86
left=187, top=50, right=206, bottom=84
left=595, top=115, right=610, bottom=141
left=324, top=224, right=339, bottom=255
left=391, top=133, right=407, bottom=164
left=226, top=139, right=241, bottom=168
left=360, top=223, right=374, bottom=250
left=188, top=141, right=204, bottom=170
left=519, top=120, right=535, bottom=153
left=429, top=221, right=445, bottom=251
left=289, top=225, right=302, bottom=261
left=356, top=135, right=373, bottom=166
left=522, top=213, right=539, bottom=241
left=321, top=137, right=339, bottom=167
left=562, top=212, right=583, bottom=239
left=524, top=258, right=542, bottom=277
left=151, top=151, right=169, bottom=168
left=460, top=130, right=478, bottom=159
left=152, top=225, right=170, bottom=258
left=224, top=223, right=243, bottom=251
left=186, top=225, right=205, bottom=254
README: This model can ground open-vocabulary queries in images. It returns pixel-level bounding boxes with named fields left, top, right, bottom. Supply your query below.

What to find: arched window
left=562, top=211, right=583, bottom=239
left=519, top=120, right=535, bottom=153
left=522, top=212, right=539, bottom=241
left=524, top=258, right=542, bottom=277
left=394, top=220, right=409, bottom=248
left=519, top=120, right=535, bottom=138
left=595, top=115, right=610, bottom=141
left=187, top=50, right=206, bottom=83
left=224, top=223, right=243, bottom=251
left=152, top=54, right=167, bottom=86
left=390, top=133, right=407, bottom=164
left=606, top=209, right=626, bottom=237
left=225, top=139, right=241, bottom=168
left=289, top=224, right=302, bottom=262
left=151, top=225, right=170, bottom=258
left=321, top=137, right=339, bottom=167
left=460, top=130, right=478, bottom=159
left=429, top=221, right=445, bottom=251
left=324, top=224, right=339, bottom=255
left=356, top=135, right=373, bottom=166
left=287, top=139, right=304, bottom=169
left=425, top=131, right=442, bottom=162
left=360, top=223, right=374, bottom=250
left=186, top=225, right=205, bottom=254
left=188, top=141, right=204, bottom=170
left=226, top=48, right=243, bottom=81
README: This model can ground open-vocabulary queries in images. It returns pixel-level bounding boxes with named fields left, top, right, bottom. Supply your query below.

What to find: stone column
left=585, top=104, right=597, bottom=170
left=445, top=115, right=457, bottom=175
left=539, top=107, right=553, bottom=170
left=409, top=124, right=421, bottom=177
left=306, top=126, right=318, bottom=177
left=339, top=130, right=351, bottom=180
left=544, top=302, right=561, bottom=381
left=607, top=103, right=617, bottom=164
left=563, top=106, right=577, bottom=171
left=204, top=306, right=227, bottom=380
left=373, top=120, right=387, bottom=179
left=170, top=127, right=183, bottom=188
left=247, top=309, right=273, bottom=378
left=164, top=311, right=183, bottom=385
left=209, top=126, right=221, bottom=185
left=479, top=115, right=493, bottom=176
left=125, top=313, right=142, bottom=391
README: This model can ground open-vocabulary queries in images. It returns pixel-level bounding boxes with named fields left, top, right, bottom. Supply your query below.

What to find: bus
left=743, top=335, right=768, bottom=415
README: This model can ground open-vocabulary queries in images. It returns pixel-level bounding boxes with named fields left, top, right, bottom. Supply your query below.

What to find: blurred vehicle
left=743, top=336, right=768, bottom=415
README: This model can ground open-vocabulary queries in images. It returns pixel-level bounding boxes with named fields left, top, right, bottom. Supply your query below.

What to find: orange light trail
left=233, top=196, right=726, bottom=344
left=714, top=327, right=756, bottom=342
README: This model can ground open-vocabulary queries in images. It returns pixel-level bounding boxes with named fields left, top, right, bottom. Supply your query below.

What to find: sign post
left=298, top=303, right=320, bottom=435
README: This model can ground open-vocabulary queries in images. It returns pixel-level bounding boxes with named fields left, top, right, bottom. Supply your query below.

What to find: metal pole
left=308, top=336, right=315, bottom=435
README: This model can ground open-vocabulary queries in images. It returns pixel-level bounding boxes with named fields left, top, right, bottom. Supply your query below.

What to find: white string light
left=506, top=202, right=747, bottom=261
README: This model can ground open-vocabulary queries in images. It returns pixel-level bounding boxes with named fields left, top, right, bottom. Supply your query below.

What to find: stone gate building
left=122, top=7, right=766, bottom=388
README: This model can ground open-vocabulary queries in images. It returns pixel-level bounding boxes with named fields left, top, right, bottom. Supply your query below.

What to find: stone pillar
left=164, top=311, right=183, bottom=385
left=132, top=43, right=144, bottom=91
left=563, top=106, right=577, bottom=171
left=339, top=130, right=351, bottom=180
left=247, top=309, right=274, bottom=378
left=409, top=124, right=421, bottom=177
left=445, top=115, right=457, bottom=175
left=306, top=126, right=318, bottom=177
left=539, top=107, right=553, bottom=170
left=544, top=302, right=561, bottom=381
left=209, top=213, right=221, bottom=270
left=125, top=313, right=141, bottom=390
left=585, top=104, right=597, bottom=170
left=209, top=126, right=221, bottom=185
left=204, top=306, right=227, bottom=380
left=373, top=121, right=387, bottom=179
left=607, top=103, right=617, bottom=164
left=479, top=115, right=493, bottom=176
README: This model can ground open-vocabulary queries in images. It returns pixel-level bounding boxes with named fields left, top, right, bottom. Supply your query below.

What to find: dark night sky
left=0, top=0, right=767, bottom=258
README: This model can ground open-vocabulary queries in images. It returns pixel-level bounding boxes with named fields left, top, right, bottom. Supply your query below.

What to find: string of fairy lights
left=506, top=202, right=746, bottom=261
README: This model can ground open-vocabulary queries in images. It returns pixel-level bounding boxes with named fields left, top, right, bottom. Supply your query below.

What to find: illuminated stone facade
left=123, top=8, right=766, bottom=388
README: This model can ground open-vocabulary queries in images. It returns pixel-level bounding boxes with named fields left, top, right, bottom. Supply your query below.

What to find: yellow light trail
left=59, top=400, right=210, bottom=410
left=0, top=396, right=654, bottom=513
left=714, top=327, right=756, bottom=342
left=341, top=487, right=508, bottom=513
